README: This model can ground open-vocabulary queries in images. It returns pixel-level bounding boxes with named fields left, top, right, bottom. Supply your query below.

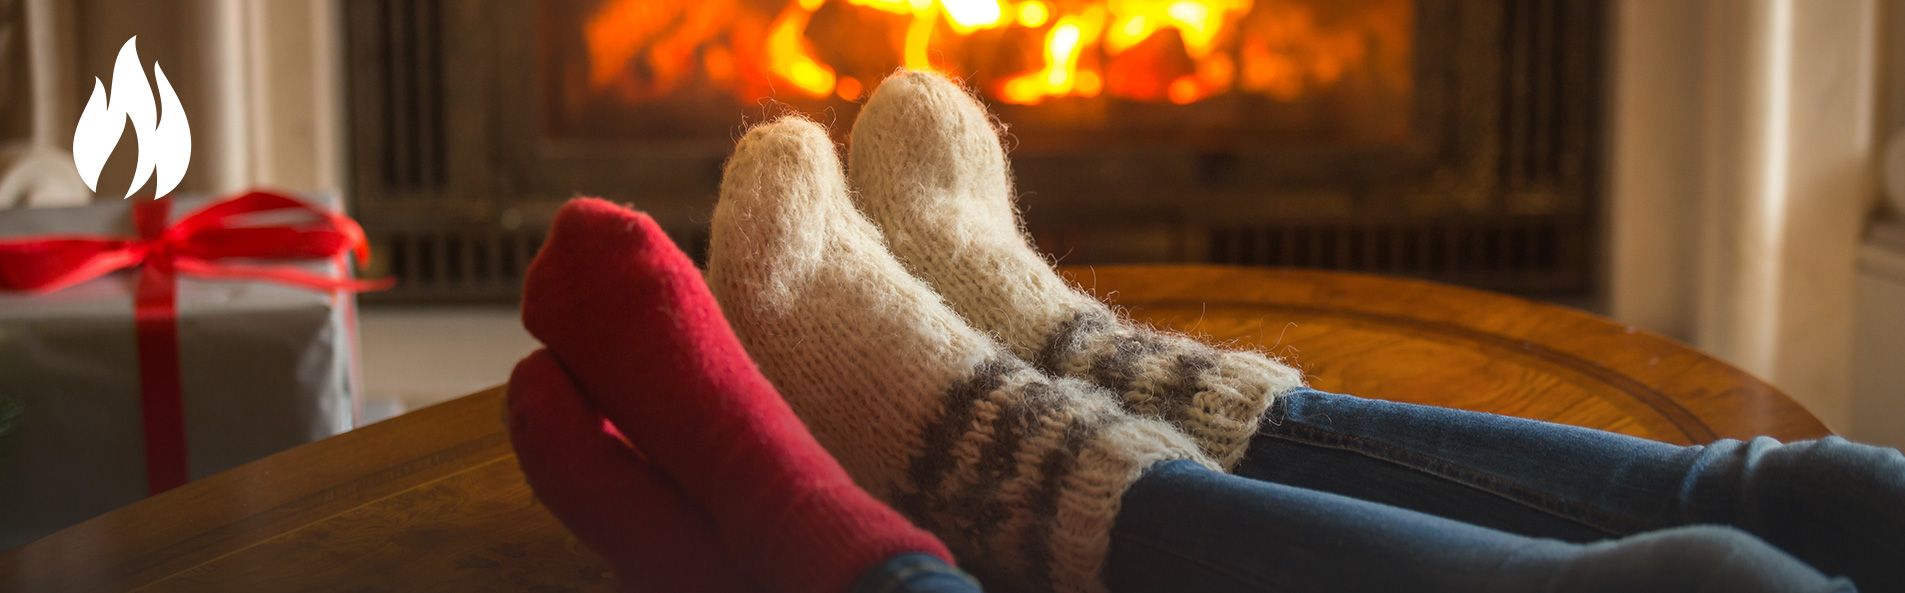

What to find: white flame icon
left=72, top=36, right=192, bottom=199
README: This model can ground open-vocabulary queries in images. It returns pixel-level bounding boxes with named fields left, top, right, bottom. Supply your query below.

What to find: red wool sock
left=522, top=198, right=953, bottom=593
left=507, top=350, right=749, bottom=593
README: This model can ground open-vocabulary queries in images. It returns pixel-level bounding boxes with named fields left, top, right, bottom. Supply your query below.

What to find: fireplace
left=344, top=0, right=1603, bottom=302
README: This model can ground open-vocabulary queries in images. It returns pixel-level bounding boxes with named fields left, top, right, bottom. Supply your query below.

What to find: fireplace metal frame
left=344, top=0, right=1603, bottom=302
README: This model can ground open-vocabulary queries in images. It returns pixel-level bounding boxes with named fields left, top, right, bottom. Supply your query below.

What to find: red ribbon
left=0, top=190, right=391, bottom=494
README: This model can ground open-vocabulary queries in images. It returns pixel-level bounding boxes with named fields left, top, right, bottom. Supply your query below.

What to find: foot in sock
left=706, top=116, right=1211, bottom=593
left=507, top=350, right=750, bottom=593
left=847, top=70, right=1306, bottom=468
left=521, top=198, right=951, bottom=593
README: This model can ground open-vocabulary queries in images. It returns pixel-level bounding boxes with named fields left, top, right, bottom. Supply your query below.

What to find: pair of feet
left=765, top=70, right=1306, bottom=471
left=511, top=71, right=1304, bottom=593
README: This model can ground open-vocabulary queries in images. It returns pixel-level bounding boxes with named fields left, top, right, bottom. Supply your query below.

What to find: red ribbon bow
left=0, top=190, right=391, bottom=494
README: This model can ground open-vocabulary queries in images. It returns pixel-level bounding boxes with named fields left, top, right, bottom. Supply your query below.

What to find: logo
left=72, top=36, right=192, bottom=200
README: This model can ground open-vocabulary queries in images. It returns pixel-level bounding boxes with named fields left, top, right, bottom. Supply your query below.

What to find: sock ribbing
left=847, top=70, right=1306, bottom=468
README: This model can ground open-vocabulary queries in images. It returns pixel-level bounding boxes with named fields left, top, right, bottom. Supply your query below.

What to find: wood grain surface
left=0, top=266, right=1830, bottom=592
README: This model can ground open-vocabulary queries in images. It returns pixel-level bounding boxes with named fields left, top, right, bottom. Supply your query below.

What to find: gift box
left=0, top=191, right=382, bottom=548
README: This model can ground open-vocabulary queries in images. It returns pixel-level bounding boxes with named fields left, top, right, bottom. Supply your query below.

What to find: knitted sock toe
left=708, top=116, right=1210, bottom=593
left=848, top=70, right=1305, bottom=468
left=506, top=350, right=749, bottom=593
left=522, top=198, right=950, bottom=593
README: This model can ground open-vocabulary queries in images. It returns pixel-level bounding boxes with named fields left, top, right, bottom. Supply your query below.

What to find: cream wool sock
left=847, top=70, right=1307, bottom=469
left=707, top=116, right=1211, bottom=593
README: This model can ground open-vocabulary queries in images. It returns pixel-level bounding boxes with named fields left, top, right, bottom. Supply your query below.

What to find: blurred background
left=1, top=0, right=1899, bottom=449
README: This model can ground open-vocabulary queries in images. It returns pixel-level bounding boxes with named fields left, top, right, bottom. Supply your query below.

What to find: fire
left=942, top=0, right=1007, bottom=32
left=999, top=11, right=1105, bottom=104
left=768, top=0, right=837, bottom=96
left=1017, top=1, right=1049, bottom=27
left=580, top=0, right=1408, bottom=107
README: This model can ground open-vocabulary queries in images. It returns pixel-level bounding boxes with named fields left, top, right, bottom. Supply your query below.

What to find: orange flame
left=581, top=0, right=1408, bottom=106
left=1000, top=9, right=1107, bottom=104
left=768, top=0, right=836, bottom=96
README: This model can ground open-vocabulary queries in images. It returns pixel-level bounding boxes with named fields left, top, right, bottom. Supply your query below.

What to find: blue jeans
left=1107, top=389, right=1900, bottom=593
left=858, top=389, right=1901, bottom=592
left=1110, top=461, right=1849, bottom=593
left=1240, top=389, right=1904, bottom=590
left=848, top=553, right=983, bottom=593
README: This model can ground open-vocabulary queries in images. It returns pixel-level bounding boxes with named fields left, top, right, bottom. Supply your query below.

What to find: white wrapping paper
left=0, top=193, right=360, bottom=549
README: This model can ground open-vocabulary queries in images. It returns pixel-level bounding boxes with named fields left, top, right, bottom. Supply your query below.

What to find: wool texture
left=847, top=70, right=1307, bottom=468
left=506, top=349, right=751, bottom=593
left=521, top=198, right=952, bottom=593
left=706, top=117, right=1211, bottom=593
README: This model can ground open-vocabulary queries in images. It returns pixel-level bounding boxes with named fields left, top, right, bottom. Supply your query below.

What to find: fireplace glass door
left=345, top=0, right=1602, bottom=302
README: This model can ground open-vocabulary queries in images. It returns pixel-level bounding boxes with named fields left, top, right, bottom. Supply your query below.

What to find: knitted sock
left=847, top=70, right=1306, bottom=468
left=521, top=198, right=952, bottom=593
left=707, top=116, right=1210, bottom=593
left=506, top=350, right=750, bottom=593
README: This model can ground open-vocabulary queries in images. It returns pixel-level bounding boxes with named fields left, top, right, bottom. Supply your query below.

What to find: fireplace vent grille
left=368, top=227, right=711, bottom=302
left=350, top=0, right=447, bottom=192
left=1206, top=218, right=1584, bottom=294
left=365, top=219, right=1579, bottom=301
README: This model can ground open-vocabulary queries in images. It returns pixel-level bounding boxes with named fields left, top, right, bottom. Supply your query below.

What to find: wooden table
left=0, top=266, right=1830, bottom=592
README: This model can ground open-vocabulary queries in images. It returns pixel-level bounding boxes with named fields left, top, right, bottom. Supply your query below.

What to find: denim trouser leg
left=1107, top=460, right=1852, bottom=593
left=1235, top=388, right=1905, bottom=591
left=846, top=553, right=984, bottom=593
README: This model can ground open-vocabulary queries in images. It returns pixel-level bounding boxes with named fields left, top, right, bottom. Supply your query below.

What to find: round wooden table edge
left=1058, top=264, right=1832, bottom=442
